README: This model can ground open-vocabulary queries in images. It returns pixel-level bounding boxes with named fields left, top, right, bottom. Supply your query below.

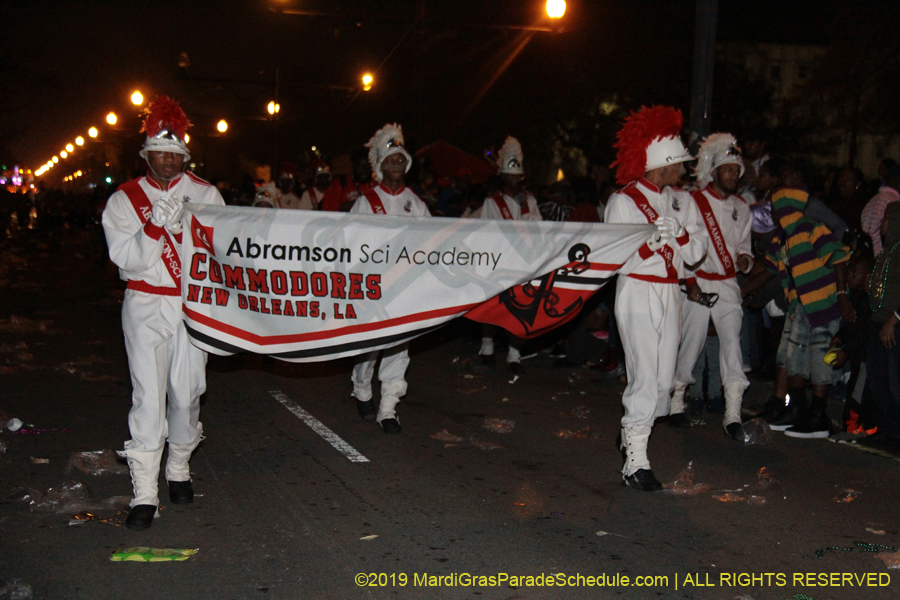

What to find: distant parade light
left=184, top=133, right=190, bottom=143
left=362, top=73, right=374, bottom=91
left=267, top=101, right=280, bottom=115
left=131, top=90, right=144, bottom=106
left=106, top=177, right=112, bottom=184
left=217, top=119, right=228, bottom=133
left=88, top=127, right=98, bottom=138
left=106, top=112, right=118, bottom=125
left=75, top=136, right=84, bottom=146
left=66, top=143, right=75, bottom=152
left=546, top=0, right=566, bottom=18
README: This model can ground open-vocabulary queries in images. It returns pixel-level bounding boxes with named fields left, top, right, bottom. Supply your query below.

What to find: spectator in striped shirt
left=762, top=188, right=853, bottom=438
left=860, top=167, right=900, bottom=255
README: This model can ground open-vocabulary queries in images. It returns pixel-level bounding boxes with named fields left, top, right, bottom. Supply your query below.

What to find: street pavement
left=1, top=229, right=899, bottom=600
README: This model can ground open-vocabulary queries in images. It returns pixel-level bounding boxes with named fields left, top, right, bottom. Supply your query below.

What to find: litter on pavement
left=110, top=548, right=198, bottom=562
left=68, top=450, right=129, bottom=475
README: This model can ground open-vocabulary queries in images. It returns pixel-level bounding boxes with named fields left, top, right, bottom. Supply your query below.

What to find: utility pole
left=688, top=0, right=718, bottom=147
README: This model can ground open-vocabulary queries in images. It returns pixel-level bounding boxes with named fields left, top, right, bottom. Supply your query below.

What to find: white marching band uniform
left=671, top=185, right=752, bottom=429
left=480, top=191, right=542, bottom=222
left=349, top=183, right=430, bottom=424
left=102, top=172, right=224, bottom=506
left=605, top=179, right=707, bottom=476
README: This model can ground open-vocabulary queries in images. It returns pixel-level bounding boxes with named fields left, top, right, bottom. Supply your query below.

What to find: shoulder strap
left=364, top=189, right=387, bottom=215
left=120, top=178, right=182, bottom=287
left=692, top=189, right=735, bottom=276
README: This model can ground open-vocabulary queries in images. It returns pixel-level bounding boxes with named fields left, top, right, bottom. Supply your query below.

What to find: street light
left=217, top=119, right=228, bottom=133
left=131, top=90, right=144, bottom=106
left=75, top=136, right=84, bottom=146
left=546, top=0, right=566, bottom=18
left=88, top=127, right=98, bottom=138
left=52, top=156, right=59, bottom=163
left=66, top=143, right=75, bottom=152
left=362, top=73, right=374, bottom=91
left=60, top=151, right=68, bottom=159
left=106, top=112, right=118, bottom=125
left=267, top=101, right=280, bottom=115
left=184, top=133, right=190, bottom=143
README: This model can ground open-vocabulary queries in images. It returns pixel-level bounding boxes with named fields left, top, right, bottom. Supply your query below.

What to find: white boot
left=669, top=382, right=688, bottom=415
left=724, top=382, right=745, bottom=430
left=621, top=426, right=652, bottom=477
left=165, top=440, right=200, bottom=483
left=120, top=448, right=163, bottom=507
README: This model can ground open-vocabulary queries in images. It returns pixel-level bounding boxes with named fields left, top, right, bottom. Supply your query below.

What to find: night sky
left=1, top=0, right=835, bottom=180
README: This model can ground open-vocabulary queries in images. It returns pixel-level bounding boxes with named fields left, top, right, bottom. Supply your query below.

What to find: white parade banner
left=181, top=204, right=651, bottom=362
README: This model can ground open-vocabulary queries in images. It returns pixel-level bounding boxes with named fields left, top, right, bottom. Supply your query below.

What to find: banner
left=181, top=204, right=651, bottom=362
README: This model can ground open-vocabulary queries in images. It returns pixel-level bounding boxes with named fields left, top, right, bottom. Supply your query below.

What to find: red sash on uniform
left=364, top=189, right=387, bottom=214
left=692, top=188, right=736, bottom=280
left=120, top=178, right=182, bottom=293
left=620, top=184, right=678, bottom=282
left=493, top=193, right=528, bottom=220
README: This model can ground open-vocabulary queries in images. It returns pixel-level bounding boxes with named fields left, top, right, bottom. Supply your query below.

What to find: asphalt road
left=1, top=228, right=899, bottom=600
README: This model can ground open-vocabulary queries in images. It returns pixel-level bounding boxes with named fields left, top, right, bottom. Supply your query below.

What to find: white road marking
left=270, top=390, right=370, bottom=463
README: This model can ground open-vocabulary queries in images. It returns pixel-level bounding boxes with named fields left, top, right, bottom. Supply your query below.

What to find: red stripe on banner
left=183, top=302, right=483, bottom=346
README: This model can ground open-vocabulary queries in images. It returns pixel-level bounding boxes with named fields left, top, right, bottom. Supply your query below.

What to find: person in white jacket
left=350, top=123, right=430, bottom=434
left=668, top=134, right=753, bottom=438
left=605, top=106, right=708, bottom=491
left=478, top=137, right=541, bottom=372
left=101, top=96, right=224, bottom=529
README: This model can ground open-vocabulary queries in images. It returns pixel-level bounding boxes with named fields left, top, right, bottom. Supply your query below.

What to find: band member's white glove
left=150, top=197, right=178, bottom=228
left=165, top=199, right=186, bottom=234
left=654, top=216, right=685, bottom=239
left=646, top=224, right=672, bottom=252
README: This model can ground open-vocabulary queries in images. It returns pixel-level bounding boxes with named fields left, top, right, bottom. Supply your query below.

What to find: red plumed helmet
left=610, top=105, right=691, bottom=185
left=139, top=95, right=192, bottom=160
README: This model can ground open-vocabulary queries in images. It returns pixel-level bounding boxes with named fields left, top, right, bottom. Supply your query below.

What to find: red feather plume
left=140, top=95, right=192, bottom=138
left=610, top=105, right=683, bottom=185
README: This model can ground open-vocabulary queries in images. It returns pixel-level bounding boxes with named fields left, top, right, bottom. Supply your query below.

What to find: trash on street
left=68, top=450, right=129, bottom=475
left=482, top=418, right=515, bottom=434
left=110, top=547, right=198, bottom=562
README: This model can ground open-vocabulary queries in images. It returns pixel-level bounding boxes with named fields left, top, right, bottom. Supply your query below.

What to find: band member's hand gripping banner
left=181, top=204, right=651, bottom=362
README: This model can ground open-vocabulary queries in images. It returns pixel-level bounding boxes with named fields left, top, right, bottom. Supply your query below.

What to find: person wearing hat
left=349, top=123, right=430, bottom=434
left=299, top=158, right=334, bottom=210
left=101, top=96, right=225, bottom=529
left=478, top=137, right=542, bottom=373
left=275, top=162, right=302, bottom=209
left=605, top=106, right=708, bottom=491
left=667, top=134, right=753, bottom=439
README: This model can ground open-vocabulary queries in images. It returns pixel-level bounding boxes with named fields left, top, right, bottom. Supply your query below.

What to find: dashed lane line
left=270, top=390, right=370, bottom=463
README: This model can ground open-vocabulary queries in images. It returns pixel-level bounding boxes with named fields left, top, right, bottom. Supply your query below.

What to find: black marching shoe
left=168, top=480, right=194, bottom=504
left=125, top=504, right=157, bottom=530
left=380, top=418, right=402, bottom=434
left=724, top=422, right=742, bottom=440
left=783, top=408, right=831, bottom=439
left=356, top=399, right=376, bottom=422
left=668, top=413, right=691, bottom=428
left=623, top=469, right=663, bottom=492
left=507, top=361, right=522, bottom=375
left=479, top=353, right=495, bottom=366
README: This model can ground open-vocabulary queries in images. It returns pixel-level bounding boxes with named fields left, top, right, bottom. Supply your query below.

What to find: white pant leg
left=122, top=291, right=174, bottom=453
left=351, top=351, right=379, bottom=402
left=710, top=301, right=749, bottom=389
left=378, top=342, right=410, bottom=400
left=674, top=300, right=711, bottom=388
left=165, top=317, right=206, bottom=446
left=616, top=278, right=683, bottom=429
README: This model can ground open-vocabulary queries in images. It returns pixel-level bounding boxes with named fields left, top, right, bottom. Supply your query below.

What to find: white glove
left=646, top=226, right=671, bottom=252
left=654, top=216, right=685, bottom=239
left=166, top=200, right=186, bottom=234
left=149, top=197, right=177, bottom=228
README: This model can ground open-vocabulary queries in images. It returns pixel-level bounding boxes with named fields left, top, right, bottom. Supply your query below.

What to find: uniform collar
left=704, top=185, right=724, bottom=201
left=379, top=182, right=406, bottom=196
left=145, top=173, right=183, bottom=192
left=638, top=177, right=661, bottom=194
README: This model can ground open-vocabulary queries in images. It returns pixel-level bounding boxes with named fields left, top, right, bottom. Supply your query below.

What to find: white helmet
left=644, top=135, right=691, bottom=173
left=138, top=95, right=191, bottom=161
left=497, top=136, right=524, bottom=175
left=693, top=133, right=745, bottom=187
left=366, top=123, right=412, bottom=182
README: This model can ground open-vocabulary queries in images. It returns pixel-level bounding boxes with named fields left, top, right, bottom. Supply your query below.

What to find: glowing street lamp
left=60, top=151, right=68, bottom=159
left=75, top=136, right=84, bottom=146
left=52, top=156, right=59, bottom=163
left=66, top=143, right=75, bottom=152
left=184, top=133, right=190, bottom=143
left=362, top=73, right=374, bottom=91
left=267, top=101, right=280, bottom=115
left=546, top=0, right=566, bottom=18
left=131, top=90, right=144, bottom=106
left=216, top=119, right=228, bottom=133
left=106, top=112, right=118, bottom=125
left=88, top=127, right=98, bottom=138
